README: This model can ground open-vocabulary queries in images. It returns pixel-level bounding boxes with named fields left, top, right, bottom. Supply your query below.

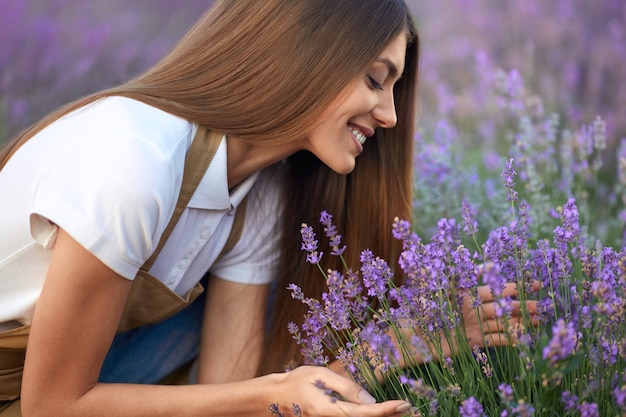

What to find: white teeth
left=349, top=127, right=367, bottom=145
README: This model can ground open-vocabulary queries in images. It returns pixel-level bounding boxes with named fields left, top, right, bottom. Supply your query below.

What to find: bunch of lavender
left=289, top=163, right=625, bottom=416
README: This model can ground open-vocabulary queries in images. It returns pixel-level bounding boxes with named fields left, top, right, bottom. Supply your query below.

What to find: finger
left=467, top=329, right=510, bottom=347
left=482, top=331, right=511, bottom=347
left=333, top=399, right=413, bottom=417
left=501, top=282, right=521, bottom=299
left=477, top=300, right=525, bottom=321
left=477, top=281, right=540, bottom=303
left=317, top=369, right=413, bottom=416
left=480, top=317, right=508, bottom=334
left=480, top=311, right=539, bottom=335
left=316, top=367, right=376, bottom=405
left=524, top=300, right=538, bottom=316
left=476, top=285, right=493, bottom=302
left=475, top=284, right=516, bottom=302
left=478, top=296, right=539, bottom=317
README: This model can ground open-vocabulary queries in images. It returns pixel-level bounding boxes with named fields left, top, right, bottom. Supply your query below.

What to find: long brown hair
left=1, top=0, right=416, bottom=162
left=261, top=2, right=420, bottom=373
left=0, top=0, right=419, bottom=375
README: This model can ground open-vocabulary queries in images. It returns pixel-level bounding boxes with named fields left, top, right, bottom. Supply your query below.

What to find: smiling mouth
left=349, top=126, right=367, bottom=145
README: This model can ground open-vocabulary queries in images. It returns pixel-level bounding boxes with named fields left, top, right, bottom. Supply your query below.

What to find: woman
left=0, top=0, right=418, bottom=416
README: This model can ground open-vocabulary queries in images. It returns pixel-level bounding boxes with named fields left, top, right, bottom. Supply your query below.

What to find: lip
left=348, top=127, right=365, bottom=153
left=348, top=123, right=374, bottom=138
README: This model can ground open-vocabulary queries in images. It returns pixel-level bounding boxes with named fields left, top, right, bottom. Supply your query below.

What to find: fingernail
left=395, top=402, right=412, bottom=413
left=358, top=389, right=376, bottom=404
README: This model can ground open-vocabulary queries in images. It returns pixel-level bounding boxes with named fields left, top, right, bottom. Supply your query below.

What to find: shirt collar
left=187, top=134, right=259, bottom=210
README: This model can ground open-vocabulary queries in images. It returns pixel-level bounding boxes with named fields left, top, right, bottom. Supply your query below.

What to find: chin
left=329, top=161, right=356, bottom=175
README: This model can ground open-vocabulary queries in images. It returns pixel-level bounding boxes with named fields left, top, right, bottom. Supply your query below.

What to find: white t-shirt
left=0, top=96, right=283, bottom=326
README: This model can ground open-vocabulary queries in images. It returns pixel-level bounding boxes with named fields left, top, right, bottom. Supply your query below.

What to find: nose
left=372, top=90, right=397, bottom=129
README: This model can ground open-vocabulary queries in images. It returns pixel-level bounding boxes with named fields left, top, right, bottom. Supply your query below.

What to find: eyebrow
left=375, top=57, right=400, bottom=78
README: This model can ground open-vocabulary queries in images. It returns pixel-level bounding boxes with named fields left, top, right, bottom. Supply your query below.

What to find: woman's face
left=302, top=32, right=407, bottom=174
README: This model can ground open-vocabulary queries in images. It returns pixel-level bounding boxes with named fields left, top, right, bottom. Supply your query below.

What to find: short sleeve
left=30, top=134, right=182, bottom=279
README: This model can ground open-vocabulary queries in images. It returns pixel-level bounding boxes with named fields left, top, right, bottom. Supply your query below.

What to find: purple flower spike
left=459, top=397, right=487, bottom=417
left=579, top=402, right=599, bottom=417
left=542, top=319, right=578, bottom=365
left=392, top=217, right=421, bottom=250
left=481, top=263, right=513, bottom=318
left=319, top=210, right=346, bottom=256
left=267, top=402, right=284, bottom=417
left=288, top=283, right=304, bottom=300
left=360, top=249, right=392, bottom=299
left=461, top=199, right=479, bottom=236
left=613, top=385, right=626, bottom=408
left=501, top=158, right=518, bottom=202
left=498, top=383, right=514, bottom=404
left=561, top=391, right=579, bottom=412
left=313, top=379, right=338, bottom=403
left=300, top=223, right=323, bottom=264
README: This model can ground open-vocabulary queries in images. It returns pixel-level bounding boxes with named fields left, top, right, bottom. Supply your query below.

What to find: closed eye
left=367, top=75, right=384, bottom=91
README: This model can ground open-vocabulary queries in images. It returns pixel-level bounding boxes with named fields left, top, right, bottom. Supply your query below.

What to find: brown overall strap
left=219, top=195, right=248, bottom=258
left=140, top=127, right=222, bottom=271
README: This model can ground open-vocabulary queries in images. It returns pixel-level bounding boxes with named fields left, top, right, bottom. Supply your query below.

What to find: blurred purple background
left=1, top=0, right=625, bottom=146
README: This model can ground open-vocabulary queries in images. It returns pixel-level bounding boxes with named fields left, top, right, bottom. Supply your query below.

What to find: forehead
left=375, top=32, right=407, bottom=76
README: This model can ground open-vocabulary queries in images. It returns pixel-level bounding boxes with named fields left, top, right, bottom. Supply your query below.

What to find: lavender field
left=2, top=1, right=625, bottom=415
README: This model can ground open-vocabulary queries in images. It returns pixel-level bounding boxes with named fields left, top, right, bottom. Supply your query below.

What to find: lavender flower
left=472, top=345, right=493, bottom=378
left=319, top=210, right=346, bottom=256
left=590, top=116, right=607, bottom=172
left=542, top=319, right=578, bottom=365
left=459, top=397, right=487, bottom=417
left=579, top=402, right=599, bottom=417
left=287, top=321, right=303, bottom=346
left=288, top=283, right=304, bottom=301
left=494, top=68, right=525, bottom=113
left=400, top=375, right=437, bottom=401
left=360, top=249, right=392, bottom=300
left=314, top=379, right=338, bottom=403
left=356, top=320, right=398, bottom=373
left=322, top=270, right=351, bottom=330
left=614, top=385, right=626, bottom=408
left=451, top=244, right=479, bottom=300
left=392, top=217, right=421, bottom=251
left=511, top=401, right=535, bottom=417
left=501, top=158, right=518, bottom=203
left=300, top=223, right=323, bottom=264
left=336, top=346, right=360, bottom=381
left=498, top=383, right=514, bottom=403
left=461, top=199, right=479, bottom=236
left=481, top=262, right=513, bottom=318
left=561, top=391, right=578, bottom=413
left=267, top=402, right=284, bottom=417
left=444, top=357, right=456, bottom=376
left=553, top=198, right=581, bottom=249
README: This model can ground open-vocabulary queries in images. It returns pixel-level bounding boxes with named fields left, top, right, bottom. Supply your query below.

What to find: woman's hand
left=379, top=281, right=540, bottom=370
left=268, top=366, right=412, bottom=417
left=460, top=282, right=539, bottom=349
